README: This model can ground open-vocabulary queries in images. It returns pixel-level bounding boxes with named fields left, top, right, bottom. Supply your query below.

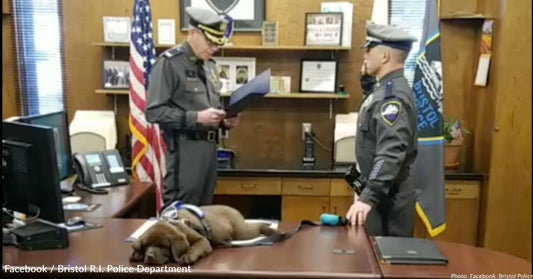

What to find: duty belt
left=175, top=130, right=217, bottom=142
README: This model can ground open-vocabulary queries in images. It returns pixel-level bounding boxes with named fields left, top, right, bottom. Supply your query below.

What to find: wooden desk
left=371, top=237, right=532, bottom=278
left=64, top=180, right=155, bottom=219
left=2, top=219, right=382, bottom=279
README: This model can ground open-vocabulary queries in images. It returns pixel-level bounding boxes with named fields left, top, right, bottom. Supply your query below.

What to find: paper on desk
left=225, top=69, right=271, bottom=117
left=125, top=219, right=279, bottom=244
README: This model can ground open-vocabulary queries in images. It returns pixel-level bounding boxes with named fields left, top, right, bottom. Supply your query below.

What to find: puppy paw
left=177, top=253, right=198, bottom=265
left=129, top=250, right=144, bottom=262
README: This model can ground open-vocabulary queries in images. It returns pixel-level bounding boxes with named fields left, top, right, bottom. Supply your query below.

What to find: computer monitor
left=17, top=110, right=74, bottom=180
left=2, top=121, right=65, bottom=224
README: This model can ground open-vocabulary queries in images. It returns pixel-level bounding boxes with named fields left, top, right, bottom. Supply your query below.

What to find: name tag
left=185, top=70, right=198, bottom=82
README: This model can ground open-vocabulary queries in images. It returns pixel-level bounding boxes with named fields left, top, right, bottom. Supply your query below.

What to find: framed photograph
left=262, top=21, right=279, bottom=46
left=102, top=60, right=130, bottom=89
left=211, top=57, right=256, bottom=93
left=304, top=13, right=343, bottom=46
left=158, top=19, right=176, bottom=45
left=300, top=60, right=338, bottom=93
left=103, top=16, right=131, bottom=43
left=179, top=0, right=265, bottom=32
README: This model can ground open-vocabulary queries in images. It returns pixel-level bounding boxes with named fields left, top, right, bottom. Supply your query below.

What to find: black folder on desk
left=225, top=69, right=270, bottom=117
left=374, top=236, right=448, bottom=265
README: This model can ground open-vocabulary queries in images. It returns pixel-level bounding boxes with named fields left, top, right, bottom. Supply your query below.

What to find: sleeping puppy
left=130, top=205, right=285, bottom=265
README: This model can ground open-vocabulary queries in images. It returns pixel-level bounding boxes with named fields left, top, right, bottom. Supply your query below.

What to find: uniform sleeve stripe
left=369, top=159, right=384, bottom=180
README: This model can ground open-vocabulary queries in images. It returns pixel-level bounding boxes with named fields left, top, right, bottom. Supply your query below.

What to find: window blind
left=12, top=0, right=66, bottom=116
left=389, top=0, right=427, bottom=85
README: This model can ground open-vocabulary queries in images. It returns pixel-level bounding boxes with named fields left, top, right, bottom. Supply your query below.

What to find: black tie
left=197, top=61, right=206, bottom=84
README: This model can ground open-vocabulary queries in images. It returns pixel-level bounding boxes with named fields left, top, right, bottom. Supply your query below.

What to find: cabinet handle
left=446, top=187, right=462, bottom=195
left=298, top=184, right=314, bottom=190
left=241, top=184, right=257, bottom=189
left=333, top=206, right=337, bottom=215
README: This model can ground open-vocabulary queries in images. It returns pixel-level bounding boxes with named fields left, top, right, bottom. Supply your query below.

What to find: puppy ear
left=132, top=237, right=144, bottom=252
left=169, top=229, right=190, bottom=263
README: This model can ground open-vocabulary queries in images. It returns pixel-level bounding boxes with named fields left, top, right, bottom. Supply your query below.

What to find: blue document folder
left=225, top=69, right=271, bottom=117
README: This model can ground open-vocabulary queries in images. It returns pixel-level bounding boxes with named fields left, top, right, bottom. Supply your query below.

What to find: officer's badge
left=380, top=101, right=401, bottom=126
left=219, top=21, right=228, bottom=32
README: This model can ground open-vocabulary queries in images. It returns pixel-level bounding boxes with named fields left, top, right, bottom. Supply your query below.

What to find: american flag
left=128, top=0, right=166, bottom=213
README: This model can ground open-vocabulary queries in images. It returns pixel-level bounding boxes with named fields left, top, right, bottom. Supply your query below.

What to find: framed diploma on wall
left=300, top=60, right=338, bottom=93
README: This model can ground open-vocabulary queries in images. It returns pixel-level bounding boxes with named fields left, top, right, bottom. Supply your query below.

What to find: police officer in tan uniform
left=346, top=22, right=418, bottom=236
left=145, top=7, right=239, bottom=207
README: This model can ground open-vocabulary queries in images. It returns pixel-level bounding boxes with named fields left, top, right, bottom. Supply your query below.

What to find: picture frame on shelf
left=103, top=16, right=131, bottom=43
left=300, top=60, right=338, bottom=93
left=179, top=0, right=265, bottom=32
left=304, top=12, right=343, bottom=46
left=211, top=57, right=256, bottom=93
left=102, top=60, right=130, bottom=89
left=157, top=19, right=176, bottom=46
left=262, top=21, right=279, bottom=46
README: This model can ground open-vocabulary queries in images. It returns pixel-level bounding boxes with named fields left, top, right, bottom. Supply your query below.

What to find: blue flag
left=411, top=0, right=446, bottom=237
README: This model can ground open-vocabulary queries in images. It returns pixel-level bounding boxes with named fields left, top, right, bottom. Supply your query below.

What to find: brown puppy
left=130, top=205, right=285, bottom=265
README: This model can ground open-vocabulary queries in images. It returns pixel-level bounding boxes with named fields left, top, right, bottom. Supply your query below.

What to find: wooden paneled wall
left=2, top=0, right=18, bottom=119
left=61, top=0, right=373, bottom=169
left=439, top=0, right=532, bottom=260
left=481, top=0, right=532, bottom=261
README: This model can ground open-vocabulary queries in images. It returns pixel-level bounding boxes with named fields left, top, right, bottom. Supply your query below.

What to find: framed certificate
left=300, top=60, right=338, bottom=93
left=157, top=19, right=176, bottom=46
left=102, top=17, right=131, bottom=43
left=304, top=13, right=343, bottom=46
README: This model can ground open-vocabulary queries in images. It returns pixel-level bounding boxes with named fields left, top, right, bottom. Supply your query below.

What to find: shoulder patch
left=380, top=100, right=402, bottom=126
left=163, top=47, right=183, bottom=59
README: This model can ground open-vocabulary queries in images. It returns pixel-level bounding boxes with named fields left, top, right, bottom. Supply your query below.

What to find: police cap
left=186, top=7, right=233, bottom=46
left=360, top=21, right=417, bottom=53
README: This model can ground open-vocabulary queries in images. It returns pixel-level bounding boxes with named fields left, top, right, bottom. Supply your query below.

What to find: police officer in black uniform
left=346, top=21, right=418, bottom=237
left=145, top=7, right=239, bottom=207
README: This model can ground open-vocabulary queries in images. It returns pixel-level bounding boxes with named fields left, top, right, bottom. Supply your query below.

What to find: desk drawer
left=445, top=181, right=479, bottom=199
left=216, top=177, right=281, bottom=195
left=282, top=178, right=330, bottom=196
left=330, top=179, right=353, bottom=196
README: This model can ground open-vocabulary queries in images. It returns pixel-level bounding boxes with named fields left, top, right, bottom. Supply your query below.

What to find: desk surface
left=64, top=181, right=154, bottom=219
left=2, top=219, right=381, bottom=278
left=3, top=219, right=532, bottom=278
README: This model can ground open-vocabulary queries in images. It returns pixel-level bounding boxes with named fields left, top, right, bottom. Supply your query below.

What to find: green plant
left=443, top=117, right=471, bottom=144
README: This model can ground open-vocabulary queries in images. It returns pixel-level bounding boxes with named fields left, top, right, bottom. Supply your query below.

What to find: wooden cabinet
left=330, top=179, right=353, bottom=196
left=330, top=178, right=354, bottom=217
left=281, top=196, right=329, bottom=222
left=281, top=178, right=330, bottom=222
left=414, top=180, right=480, bottom=246
left=215, top=177, right=281, bottom=195
left=216, top=176, right=481, bottom=245
left=440, top=0, right=498, bottom=19
left=330, top=197, right=352, bottom=217
left=282, top=178, right=330, bottom=196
